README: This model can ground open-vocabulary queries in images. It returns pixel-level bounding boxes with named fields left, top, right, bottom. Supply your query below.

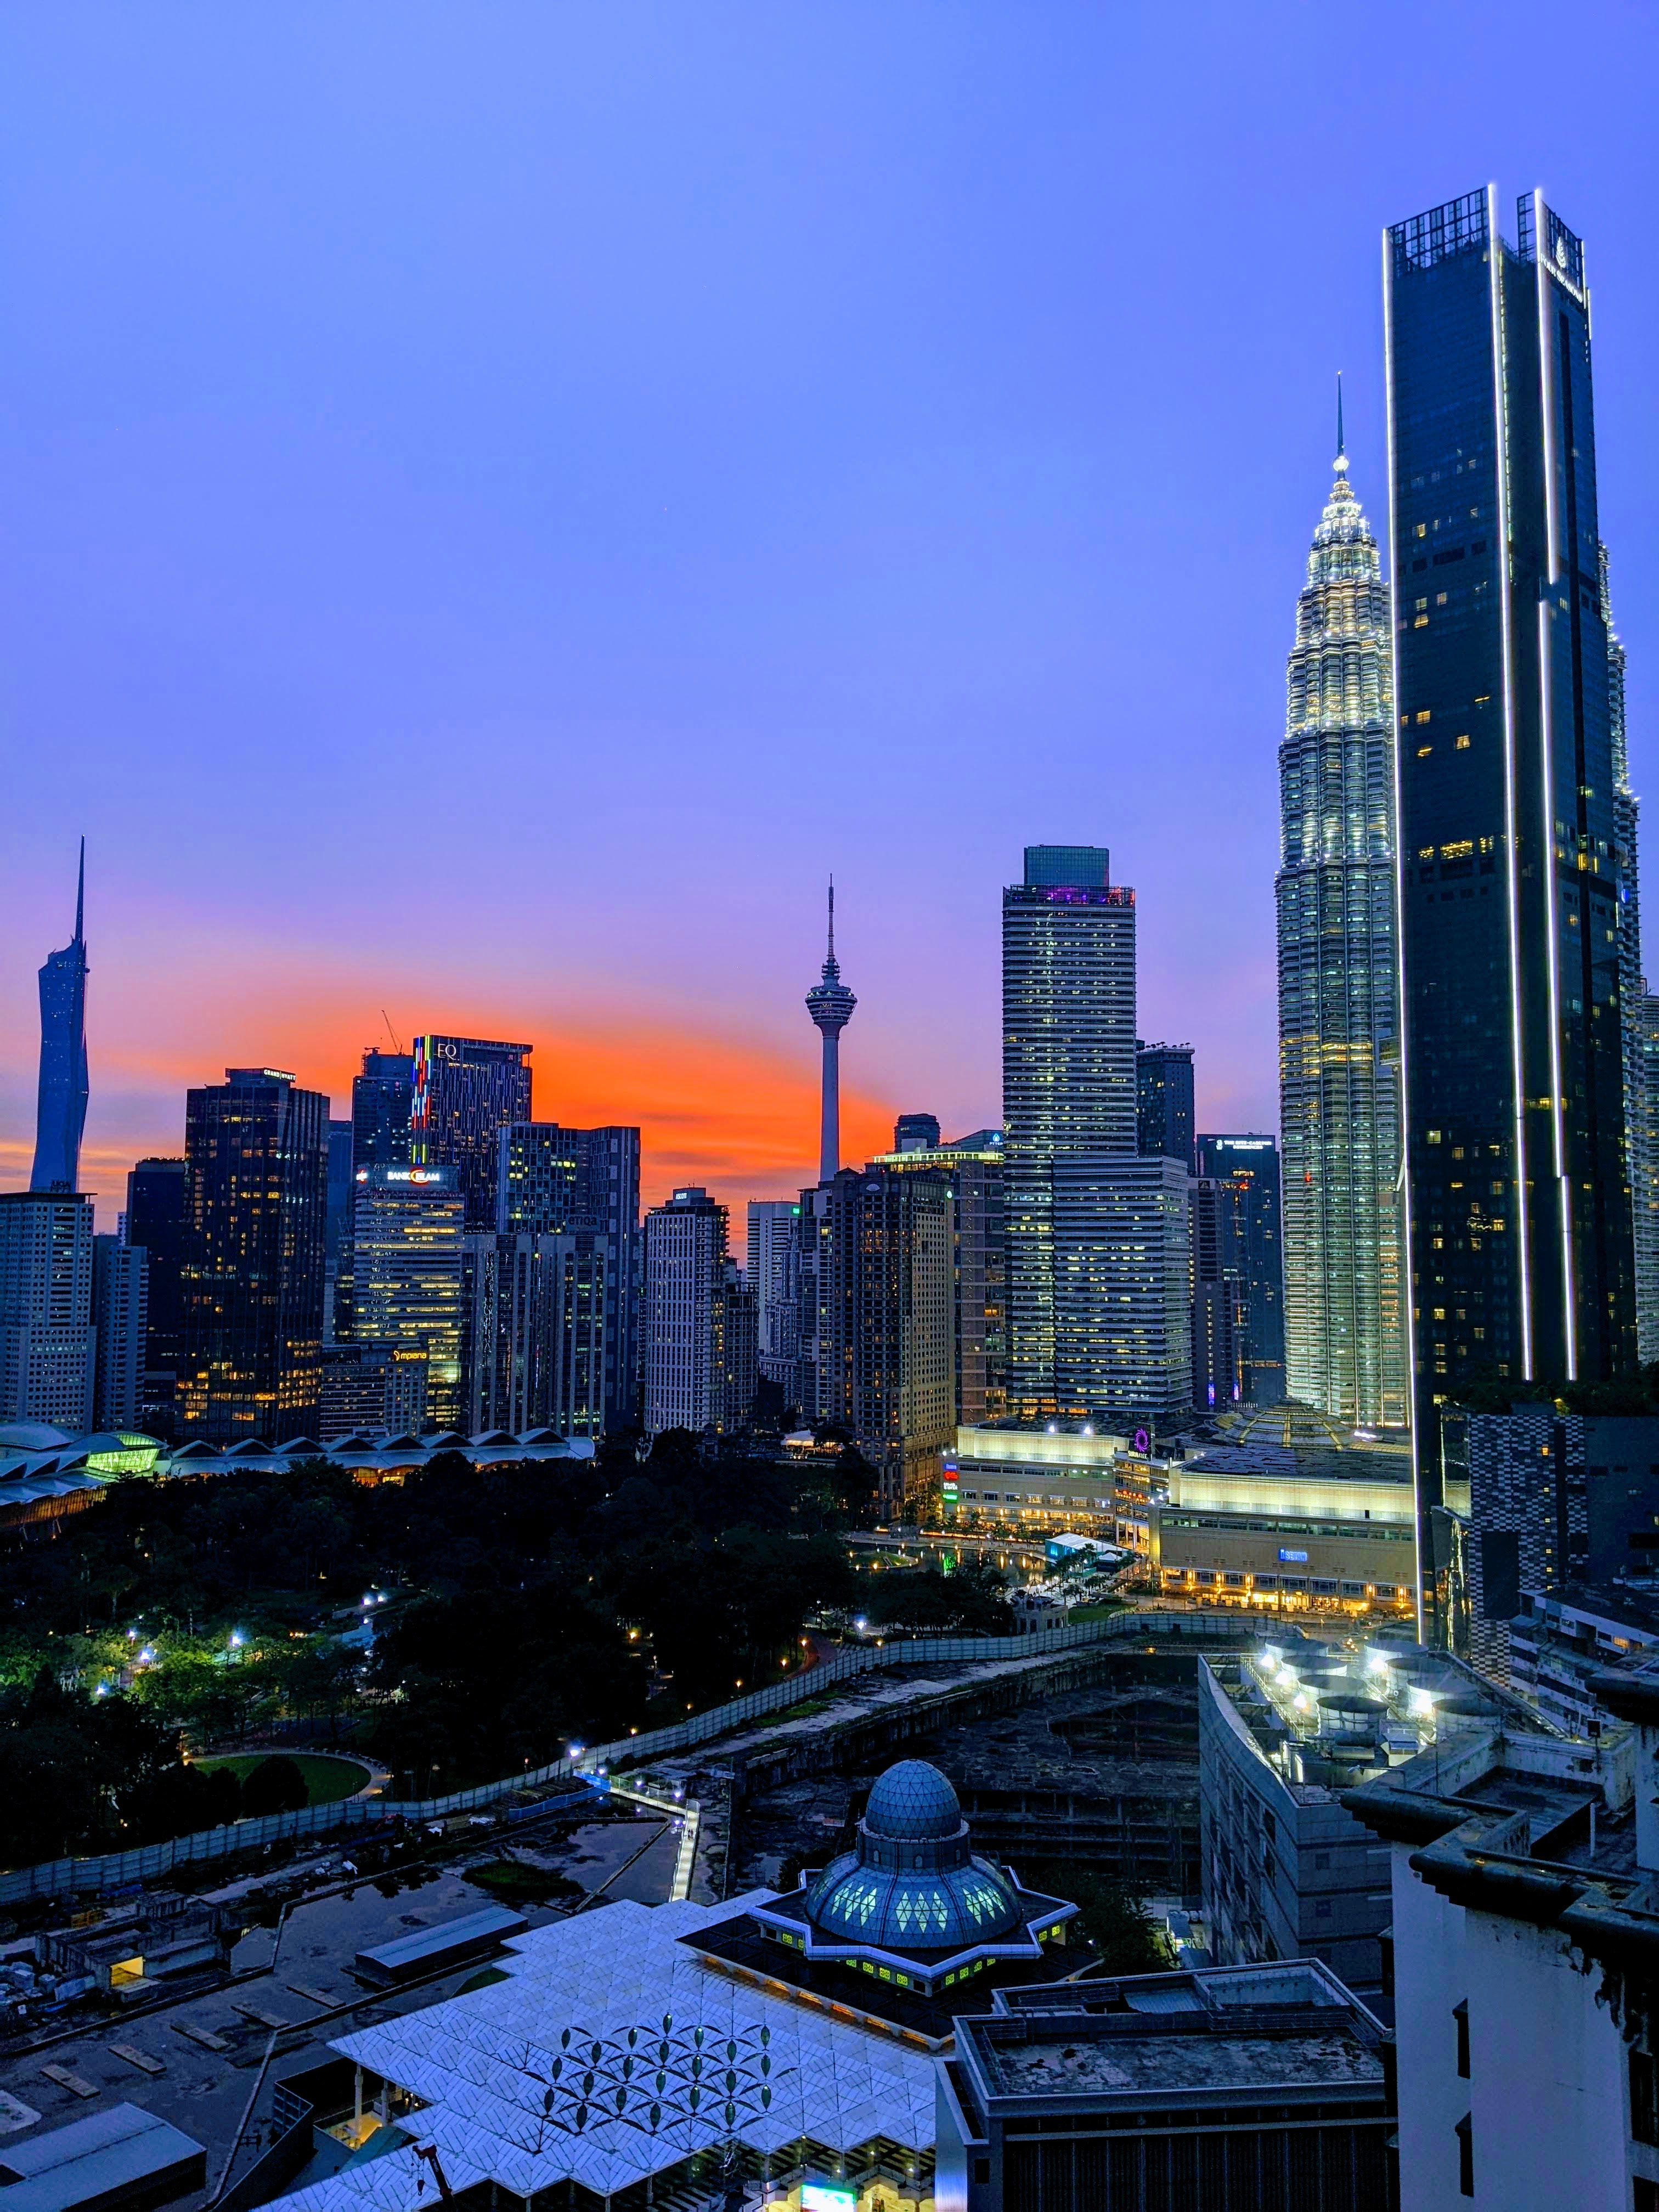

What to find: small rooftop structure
left=0, top=2103, right=206, bottom=2212
left=354, top=1905, right=528, bottom=1988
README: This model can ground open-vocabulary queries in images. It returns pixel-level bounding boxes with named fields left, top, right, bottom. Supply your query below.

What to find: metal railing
left=0, top=1609, right=1269, bottom=1905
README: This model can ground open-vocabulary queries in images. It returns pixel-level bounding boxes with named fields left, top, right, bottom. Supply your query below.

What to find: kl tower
left=805, top=879, right=857, bottom=1184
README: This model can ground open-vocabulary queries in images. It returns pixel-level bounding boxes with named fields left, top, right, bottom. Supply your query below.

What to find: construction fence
left=0, top=1607, right=1269, bottom=1906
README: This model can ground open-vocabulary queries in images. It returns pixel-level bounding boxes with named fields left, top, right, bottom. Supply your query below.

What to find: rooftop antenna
left=381, top=1009, right=403, bottom=1055
left=75, top=837, right=85, bottom=943
left=1334, top=371, right=1347, bottom=473
left=827, top=876, right=836, bottom=963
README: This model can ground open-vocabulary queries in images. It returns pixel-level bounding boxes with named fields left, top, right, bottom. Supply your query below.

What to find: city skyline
left=5, top=10, right=1653, bottom=1231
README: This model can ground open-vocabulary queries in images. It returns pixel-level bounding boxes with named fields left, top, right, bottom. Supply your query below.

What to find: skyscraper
left=1606, top=549, right=1657, bottom=1359
left=1052, top=1156, right=1193, bottom=1429
left=324, top=1119, right=354, bottom=1342
left=461, top=1231, right=607, bottom=1437
left=497, top=1121, right=641, bottom=1429
left=0, top=1192, right=95, bottom=1429
left=746, top=1198, right=804, bottom=1400
left=642, top=1187, right=730, bottom=1434
left=92, top=1233, right=148, bottom=1432
left=410, top=1035, right=532, bottom=1231
left=351, top=1165, right=466, bottom=1426
left=1189, top=1175, right=1242, bottom=1411
left=1136, top=1041, right=1196, bottom=1172
left=30, top=842, right=89, bottom=1195
left=351, top=1049, right=414, bottom=1176
left=179, top=1069, right=329, bottom=1442
left=1385, top=189, right=1638, bottom=1621
left=870, top=1127, right=1007, bottom=1426
left=817, top=1165, right=955, bottom=1514
left=1195, top=1135, right=1286, bottom=1405
left=1277, top=404, right=1407, bottom=1431
left=1002, top=844, right=1137, bottom=1418
left=340, top=1046, right=415, bottom=1346
left=805, top=884, right=856, bottom=1186
left=126, top=1157, right=186, bottom=1426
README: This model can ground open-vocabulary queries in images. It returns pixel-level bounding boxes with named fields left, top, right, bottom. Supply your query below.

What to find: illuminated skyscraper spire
left=30, top=840, right=89, bottom=1194
left=1277, top=430, right=1407, bottom=1426
left=805, top=879, right=856, bottom=1184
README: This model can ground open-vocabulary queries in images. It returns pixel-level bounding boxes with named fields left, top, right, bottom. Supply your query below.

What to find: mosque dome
left=803, top=1758, right=1025, bottom=1954
left=863, top=1760, right=962, bottom=1842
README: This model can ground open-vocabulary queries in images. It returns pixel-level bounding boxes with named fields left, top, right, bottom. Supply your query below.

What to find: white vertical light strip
left=1533, top=190, right=1576, bottom=1378
left=1489, top=180, right=1534, bottom=1378
left=1381, top=222, right=1426, bottom=1640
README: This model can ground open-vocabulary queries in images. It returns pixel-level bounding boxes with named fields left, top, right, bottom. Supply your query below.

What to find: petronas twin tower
left=1277, top=415, right=1409, bottom=1428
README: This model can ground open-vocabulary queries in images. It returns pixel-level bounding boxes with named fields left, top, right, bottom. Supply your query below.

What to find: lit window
left=1418, top=745, right=1432, bottom=759
left=1415, top=710, right=1432, bottom=724
left=1455, top=735, right=1471, bottom=750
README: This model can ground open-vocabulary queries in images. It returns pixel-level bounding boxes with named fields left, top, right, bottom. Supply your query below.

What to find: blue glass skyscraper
left=30, top=842, right=89, bottom=1195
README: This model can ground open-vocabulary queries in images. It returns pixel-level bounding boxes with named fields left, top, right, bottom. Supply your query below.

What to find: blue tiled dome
left=805, top=1855, right=1024, bottom=1952
left=864, top=1760, right=961, bottom=1842
left=801, top=1755, right=1025, bottom=1955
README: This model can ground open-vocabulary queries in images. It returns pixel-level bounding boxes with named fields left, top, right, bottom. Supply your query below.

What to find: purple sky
left=3, top=3, right=1657, bottom=1221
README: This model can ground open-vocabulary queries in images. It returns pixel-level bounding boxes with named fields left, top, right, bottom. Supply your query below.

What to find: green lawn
left=193, top=1752, right=373, bottom=1804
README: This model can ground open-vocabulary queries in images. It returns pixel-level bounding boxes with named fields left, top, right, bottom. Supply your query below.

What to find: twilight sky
left=3, top=3, right=1657, bottom=1224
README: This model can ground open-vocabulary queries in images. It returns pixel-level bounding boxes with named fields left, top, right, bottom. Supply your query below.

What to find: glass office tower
left=1385, top=188, right=1638, bottom=1622
left=179, top=1069, right=329, bottom=1441
left=410, top=1035, right=532, bottom=1231
left=1002, top=845, right=1137, bottom=1419
left=1195, top=1135, right=1287, bottom=1405
left=1277, top=436, right=1406, bottom=1431
left=1136, top=1041, right=1196, bottom=1172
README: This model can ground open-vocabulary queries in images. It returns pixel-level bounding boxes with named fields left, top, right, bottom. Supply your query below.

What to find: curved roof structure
left=754, top=1756, right=1076, bottom=1994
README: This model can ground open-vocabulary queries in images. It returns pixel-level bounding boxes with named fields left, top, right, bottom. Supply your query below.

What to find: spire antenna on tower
left=1334, top=372, right=1348, bottom=473
left=827, top=876, right=836, bottom=961
left=75, top=836, right=84, bottom=943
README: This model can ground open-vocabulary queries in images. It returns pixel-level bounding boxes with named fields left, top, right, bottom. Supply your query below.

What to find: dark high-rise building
left=461, top=1231, right=607, bottom=1437
left=410, top=1034, right=532, bottom=1231
left=179, top=1069, right=330, bottom=1443
left=324, top=1119, right=354, bottom=1342
left=894, top=1113, right=941, bottom=1154
left=1003, top=844, right=1137, bottom=1419
left=497, top=1122, right=641, bottom=1429
left=746, top=1199, right=804, bottom=1403
left=125, top=1158, right=187, bottom=1413
left=91, top=1234, right=147, bottom=1431
left=1136, top=1041, right=1196, bottom=1172
left=871, top=1128, right=1007, bottom=1427
left=817, top=1164, right=955, bottom=1515
left=1189, top=1176, right=1243, bottom=1412
left=351, top=1049, right=413, bottom=1175
left=341, top=1047, right=415, bottom=1342
left=1196, top=1135, right=1287, bottom=1405
left=713, top=1257, right=758, bottom=1434
left=1385, top=189, right=1638, bottom=1620
left=30, top=842, right=89, bottom=1195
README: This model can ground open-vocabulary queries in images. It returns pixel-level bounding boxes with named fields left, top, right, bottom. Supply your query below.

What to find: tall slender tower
left=1277, top=396, right=1407, bottom=1428
left=1385, top=188, right=1638, bottom=1635
left=31, top=840, right=89, bottom=1195
left=805, top=882, right=856, bottom=1185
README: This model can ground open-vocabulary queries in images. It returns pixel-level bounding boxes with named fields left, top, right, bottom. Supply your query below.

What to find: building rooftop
left=950, top=1960, right=1389, bottom=2114
left=258, top=1895, right=936, bottom=2212
left=0, top=2102, right=205, bottom=2212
